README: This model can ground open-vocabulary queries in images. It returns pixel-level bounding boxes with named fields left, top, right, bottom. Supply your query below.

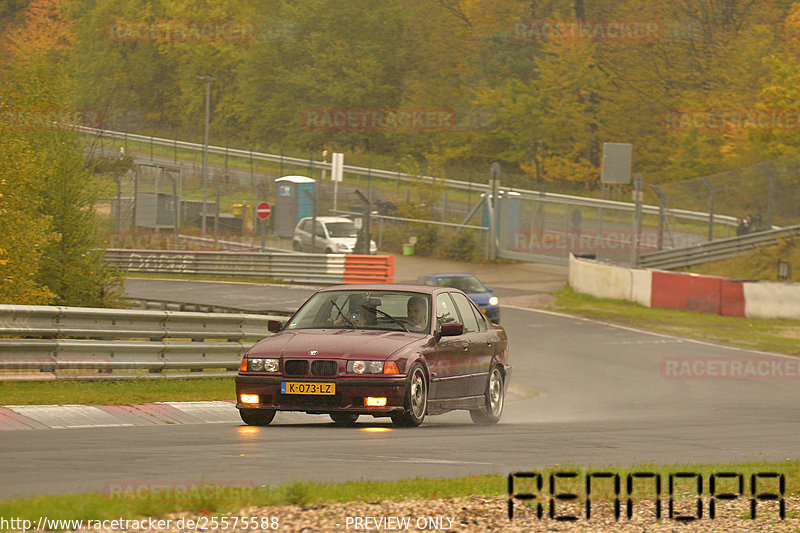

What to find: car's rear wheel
left=391, top=363, right=428, bottom=427
left=329, top=412, right=359, bottom=425
left=292, top=240, right=302, bottom=251
left=470, top=366, right=504, bottom=425
left=239, top=408, right=276, bottom=426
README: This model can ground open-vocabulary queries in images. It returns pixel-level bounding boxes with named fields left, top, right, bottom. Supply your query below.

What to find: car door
left=449, top=291, right=492, bottom=397
left=313, top=220, right=327, bottom=253
left=297, top=219, right=312, bottom=251
left=428, top=292, right=467, bottom=399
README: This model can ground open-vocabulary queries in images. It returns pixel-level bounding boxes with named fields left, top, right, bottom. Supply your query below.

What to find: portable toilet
left=482, top=190, right=520, bottom=233
left=274, top=175, right=315, bottom=238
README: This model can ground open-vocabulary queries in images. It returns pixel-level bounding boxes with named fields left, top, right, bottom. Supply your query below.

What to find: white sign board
left=331, top=152, right=344, bottom=183
left=601, top=143, right=632, bottom=184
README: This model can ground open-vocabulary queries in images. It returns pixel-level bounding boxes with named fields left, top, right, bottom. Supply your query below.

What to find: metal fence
left=84, top=125, right=799, bottom=266
left=637, top=225, right=800, bottom=270
left=0, top=304, right=283, bottom=379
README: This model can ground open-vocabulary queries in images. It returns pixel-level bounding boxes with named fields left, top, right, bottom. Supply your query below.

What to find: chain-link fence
left=652, top=153, right=800, bottom=242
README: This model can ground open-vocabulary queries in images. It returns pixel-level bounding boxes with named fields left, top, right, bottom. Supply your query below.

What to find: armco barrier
left=343, top=254, right=394, bottom=284
left=104, top=249, right=394, bottom=284
left=569, top=254, right=797, bottom=319
left=0, top=305, right=283, bottom=379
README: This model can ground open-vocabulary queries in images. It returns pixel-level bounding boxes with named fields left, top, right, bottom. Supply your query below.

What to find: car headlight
left=347, top=360, right=384, bottom=374
left=337, top=243, right=350, bottom=251
left=248, top=358, right=279, bottom=372
left=488, top=296, right=499, bottom=306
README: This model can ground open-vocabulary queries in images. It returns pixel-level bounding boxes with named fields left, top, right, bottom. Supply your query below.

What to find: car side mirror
left=267, top=320, right=284, bottom=333
left=438, top=322, right=463, bottom=337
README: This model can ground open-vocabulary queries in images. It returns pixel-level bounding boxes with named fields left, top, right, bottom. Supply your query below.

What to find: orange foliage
left=0, top=0, right=73, bottom=67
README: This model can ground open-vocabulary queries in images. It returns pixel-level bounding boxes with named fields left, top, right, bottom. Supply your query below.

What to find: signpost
left=256, top=201, right=272, bottom=220
left=256, top=201, right=271, bottom=249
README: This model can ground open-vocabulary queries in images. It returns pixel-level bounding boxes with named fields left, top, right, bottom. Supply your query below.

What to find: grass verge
left=1, top=462, right=797, bottom=528
left=0, top=378, right=234, bottom=406
left=552, top=286, right=800, bottom=356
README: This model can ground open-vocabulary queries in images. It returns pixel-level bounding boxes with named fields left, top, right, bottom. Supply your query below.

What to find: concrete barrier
left=569, top=254, right=797, bottom=320
left=744, top=283, right=800, bottom=319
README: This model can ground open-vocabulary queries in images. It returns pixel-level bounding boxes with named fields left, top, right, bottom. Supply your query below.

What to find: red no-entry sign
left=256, top=201, right=272, bottom=220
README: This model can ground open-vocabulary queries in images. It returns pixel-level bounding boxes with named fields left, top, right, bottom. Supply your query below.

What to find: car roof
left=318, top=283, right=453, bottom=295
left=421, top=273, right=477, bottom=278
left=300, top=216, right=353, bottom=223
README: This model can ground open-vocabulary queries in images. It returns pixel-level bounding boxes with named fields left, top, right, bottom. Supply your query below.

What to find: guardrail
left=79, top=125, right=739, bottom=227
left=637, top=225, right=800, bottom=269
left=104, top=249, right=395, bottom=284
left=0, top=304, right=284, bottom=380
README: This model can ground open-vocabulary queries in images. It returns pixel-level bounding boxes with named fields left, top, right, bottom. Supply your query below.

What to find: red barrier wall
left=720, top=280, right=745, bottom=317
left=651, top=271, right=721, bottom=314
left=343, top=255, right=395, bottom=284
left=651, top=272, right=745, bottom=316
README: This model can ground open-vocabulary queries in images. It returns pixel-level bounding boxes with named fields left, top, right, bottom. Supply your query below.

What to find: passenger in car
left=407, top=295, right=428, bottom=331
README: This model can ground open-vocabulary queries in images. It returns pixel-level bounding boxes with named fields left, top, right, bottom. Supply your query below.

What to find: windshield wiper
left=361, top=305, right=409, bottom=332
left=331, top=301, right=357, bottom=328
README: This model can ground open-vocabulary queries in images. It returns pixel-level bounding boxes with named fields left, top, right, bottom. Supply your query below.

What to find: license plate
left=281, top=382, right=335, bottom=395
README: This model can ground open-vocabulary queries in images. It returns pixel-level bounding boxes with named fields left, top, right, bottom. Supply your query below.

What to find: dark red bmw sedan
left=235, top=284, right=510, bottom=427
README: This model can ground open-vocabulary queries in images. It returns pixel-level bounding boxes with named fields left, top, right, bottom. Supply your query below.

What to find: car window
left=436, top=275, right=487, bottom=293
left=419, top=277, right=435, bottom=286
left=299, top=219, right=310, bottom=232
left=450, top=292, right=479, bottom=334
left=472, top=305, right=488, bottom=331
left=325, top=221, right=357, bottom=237
left=314, top=221, right=326, bottom=237
left=435, top=293, right=458, bottom=331
left=287, top=290, right=428, bottom=332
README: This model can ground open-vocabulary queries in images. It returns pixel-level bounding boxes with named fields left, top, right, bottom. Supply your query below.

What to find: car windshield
left=286, top=290, right=430, bottom=333
left=435, top=275, right=487, bottom=293
left=325, top=222, right=357, bottom=237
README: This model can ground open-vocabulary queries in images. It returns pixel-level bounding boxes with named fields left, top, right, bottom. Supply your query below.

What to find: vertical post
left=489, top=162, right=500, bottom=260
left=759, top=163, right=776, bottom=229
left=112, top=173, right=122, bottom=237
left=651, top=184, right=665, bottom=251
left=198, top=76, right=215, bottom=240
left=150, top=134, right=154, bottom=162
left=631, top=173, right=643, bottom=266
left=701, top=177, right=714, bottom=241
left=173, top=137, right=177, bottom=163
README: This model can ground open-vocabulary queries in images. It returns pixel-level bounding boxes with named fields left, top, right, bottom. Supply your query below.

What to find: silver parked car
left=292, top=216, right=377, bottom=254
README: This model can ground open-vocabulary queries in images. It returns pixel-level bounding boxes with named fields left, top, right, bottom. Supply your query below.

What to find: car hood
left=466, top=291, right=492, bottom=306
left=247, top=329, right=426, bottom=360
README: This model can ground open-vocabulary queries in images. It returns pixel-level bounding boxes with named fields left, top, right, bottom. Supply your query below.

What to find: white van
left=292, top=216, right=378, bottom=254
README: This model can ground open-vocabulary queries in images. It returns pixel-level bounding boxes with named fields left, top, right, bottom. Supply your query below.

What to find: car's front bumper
left=235, top=375, right=407, bottom=415
left=481, top=305, right=500, bottom=324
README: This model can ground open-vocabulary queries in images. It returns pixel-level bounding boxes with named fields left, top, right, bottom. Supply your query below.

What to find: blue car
left=417, top=273, right=500, bottom=324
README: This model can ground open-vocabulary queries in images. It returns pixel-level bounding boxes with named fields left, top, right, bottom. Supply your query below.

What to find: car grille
left=311, top=360, right=337, bottom=376
left=284, top=360, right=309, bottom=376
left=278, top=393, right=342, bottom=407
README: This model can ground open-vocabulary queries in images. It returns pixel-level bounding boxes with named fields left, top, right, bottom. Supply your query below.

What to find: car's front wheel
left=330, top=412, right=359, bottom=426
left=470, top=366, right=504, bottom=425
left=239, top=408, right=276, bottom=426
left=391, top=363, right=428, bottom=427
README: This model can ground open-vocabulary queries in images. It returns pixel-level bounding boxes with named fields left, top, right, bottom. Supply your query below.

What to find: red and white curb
left=0, top=401, right=240, bottom=430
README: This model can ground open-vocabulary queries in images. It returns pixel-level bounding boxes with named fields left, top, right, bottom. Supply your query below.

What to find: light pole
left=198, top=75, right=216, bottom=240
